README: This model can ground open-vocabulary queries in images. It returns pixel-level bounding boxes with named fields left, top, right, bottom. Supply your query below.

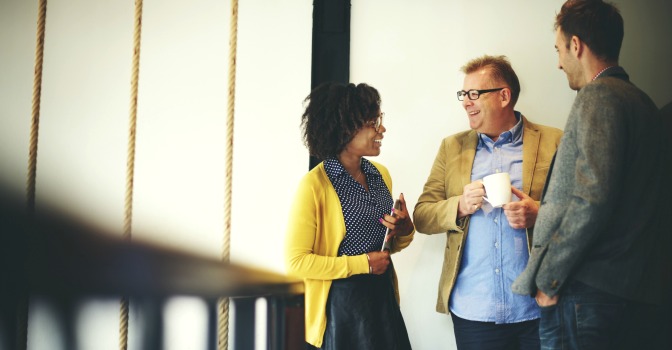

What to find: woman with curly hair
left=285, top=82, right=415, bottom=350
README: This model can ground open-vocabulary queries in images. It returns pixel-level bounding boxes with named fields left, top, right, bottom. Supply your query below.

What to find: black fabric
left=451, top=313, right=540, bottom=350
left=319, top=268, right=411, bottom=350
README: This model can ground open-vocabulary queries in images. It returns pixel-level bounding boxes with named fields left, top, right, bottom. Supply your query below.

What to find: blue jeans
left=539, top=280, right=668, bottom=350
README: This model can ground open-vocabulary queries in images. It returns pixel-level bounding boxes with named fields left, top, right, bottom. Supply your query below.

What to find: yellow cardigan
left=284, top=160, right=414, bottom=347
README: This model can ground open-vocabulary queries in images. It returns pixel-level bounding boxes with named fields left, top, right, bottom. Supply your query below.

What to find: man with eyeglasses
left=414, top=55, right=563, bottom=350
left=512, top=1, right=669, bottom=349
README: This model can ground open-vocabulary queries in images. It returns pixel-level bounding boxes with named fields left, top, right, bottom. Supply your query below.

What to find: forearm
left=285, top=246, right=368, bottom=280
left=536, top=195, right=612, bottom=296
left=414, top=195, right=464, bottom=234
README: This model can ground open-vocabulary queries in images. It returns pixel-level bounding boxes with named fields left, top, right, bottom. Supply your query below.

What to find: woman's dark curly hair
left=301, top=82, right=381, bottom=160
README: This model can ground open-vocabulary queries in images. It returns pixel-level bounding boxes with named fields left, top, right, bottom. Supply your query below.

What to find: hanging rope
left=27, top=0, right=47, bottom=215
left=119, top=0, right=144, bottom=349
left=21, top=0, right=49, bottom=349
left=218, top=0, right=239, bottom=349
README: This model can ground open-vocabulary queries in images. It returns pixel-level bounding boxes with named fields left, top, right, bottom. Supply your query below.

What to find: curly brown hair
left=301, top=82, right=381, bottom=160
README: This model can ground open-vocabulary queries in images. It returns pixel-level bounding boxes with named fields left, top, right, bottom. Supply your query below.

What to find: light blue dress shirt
left=449, top=112, right=540, bottom=323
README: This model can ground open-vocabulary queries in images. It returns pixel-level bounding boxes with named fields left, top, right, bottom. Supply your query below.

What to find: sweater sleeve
left=284, top=173, right=369, bottom=280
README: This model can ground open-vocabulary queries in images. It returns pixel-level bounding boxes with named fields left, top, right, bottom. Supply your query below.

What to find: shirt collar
left=324, top=157, right=376, bottom=180
left=592, top=65, right=618, bottom=81
left=592, top=66, right=629, bottom=83
left=478, top=111, right=523, bottom=147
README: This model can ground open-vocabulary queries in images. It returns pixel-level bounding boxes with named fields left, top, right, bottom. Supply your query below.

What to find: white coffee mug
left=482, top=172, right=512, bottom=208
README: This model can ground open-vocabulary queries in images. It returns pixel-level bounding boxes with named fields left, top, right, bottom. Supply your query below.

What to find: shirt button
left=495, top=268, right=500, bottom=274
left=495, top=242, right=499, bottom=248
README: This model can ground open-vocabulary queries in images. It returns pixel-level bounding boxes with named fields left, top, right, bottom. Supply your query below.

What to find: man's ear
left=571, top=35, right=584, bottom=58
left=500, top=88, right=511, bottom=108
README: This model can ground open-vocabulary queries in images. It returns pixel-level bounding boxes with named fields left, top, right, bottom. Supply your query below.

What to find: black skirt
left=318, top=268, right=412, bottom=350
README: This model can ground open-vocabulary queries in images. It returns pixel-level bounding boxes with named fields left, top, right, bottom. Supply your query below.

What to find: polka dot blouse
left=324, top=158, right=394, bottom=256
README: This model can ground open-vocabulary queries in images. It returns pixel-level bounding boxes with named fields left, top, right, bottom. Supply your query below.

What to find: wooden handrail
left=0, top=189, right=304, bottom=350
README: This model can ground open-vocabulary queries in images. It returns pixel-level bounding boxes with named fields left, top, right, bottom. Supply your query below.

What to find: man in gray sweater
left=512, top=1, right=669, bottom=349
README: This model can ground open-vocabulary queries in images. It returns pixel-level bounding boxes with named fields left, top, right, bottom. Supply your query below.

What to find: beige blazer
left=413, top=116, right=562, bottom=314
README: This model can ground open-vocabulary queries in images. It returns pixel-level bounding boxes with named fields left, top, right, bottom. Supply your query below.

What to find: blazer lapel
left=521, top=117, right=540, bottom=195
left=460, top=131, right=478, bottom=187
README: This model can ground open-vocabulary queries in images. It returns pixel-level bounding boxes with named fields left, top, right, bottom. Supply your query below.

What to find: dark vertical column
left=206, top=298, right=218, bottom=350
left=139, top=298, right=164, bottom=350
left=265, top=297, right=282, bottom=350
left=232, top=297, right=257, bottom=350
left=309, top=0, right=351, bottom=170
left=55, top=299, right=77, bottom=350
left=265, top=295, right=305, bottom=350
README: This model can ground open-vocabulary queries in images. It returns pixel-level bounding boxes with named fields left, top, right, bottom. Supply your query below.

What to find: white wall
left=1, top=0, right=670, bottom=349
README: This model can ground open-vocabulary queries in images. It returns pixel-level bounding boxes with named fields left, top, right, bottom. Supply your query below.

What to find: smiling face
left=555, top=27, right=584, bottom=91
left=340, top=115, right=386, bottom=160
left=461, top=68, right=509, bottom=138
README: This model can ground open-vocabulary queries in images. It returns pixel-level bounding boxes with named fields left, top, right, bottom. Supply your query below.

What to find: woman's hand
left=366, top=250, right=390, bottom=275
left=379, top=193, right=415, bottom=239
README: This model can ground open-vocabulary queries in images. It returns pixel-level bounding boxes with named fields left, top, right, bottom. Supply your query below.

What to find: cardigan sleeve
left=284, top=172, right=369, bottom=280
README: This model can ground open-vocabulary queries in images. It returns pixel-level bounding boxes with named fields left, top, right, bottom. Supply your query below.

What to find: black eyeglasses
left=457, top=88, right=505, bottom=101
left=365, top=112, right=384, bottom=132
